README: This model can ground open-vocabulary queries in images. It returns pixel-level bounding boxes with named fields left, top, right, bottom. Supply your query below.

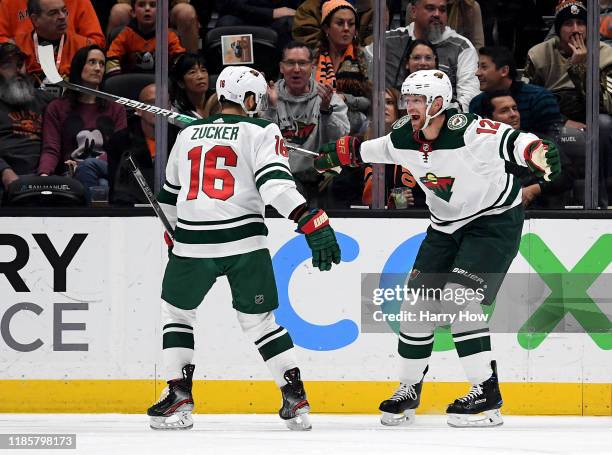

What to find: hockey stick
left=38, top=45, right=196, bottom=129
left=127, top=155, right=175, bottom=237
left=37, top=45, right=319, bottom=158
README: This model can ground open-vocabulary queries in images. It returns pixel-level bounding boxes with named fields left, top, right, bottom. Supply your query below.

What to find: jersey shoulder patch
left=445, top=110, right=479, bottom=134
left=389, top=116, right=419, bottom=150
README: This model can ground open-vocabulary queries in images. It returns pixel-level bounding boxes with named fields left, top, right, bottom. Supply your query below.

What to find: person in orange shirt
left=106, top=0, right=185, bottom=75
left=14, top=0, right=90, bottom=85
left=108, top=0, right=198, bottom=53
left=0, top=0, right=104, bottom=49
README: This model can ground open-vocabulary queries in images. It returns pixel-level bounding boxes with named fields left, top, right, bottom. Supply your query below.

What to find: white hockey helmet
left=216, top=66, right=268, bottom=116
left=401, top=69, right=453, bottom=130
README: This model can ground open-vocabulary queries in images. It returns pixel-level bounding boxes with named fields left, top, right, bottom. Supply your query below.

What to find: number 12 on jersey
left=476, top=119, right=501, bottom=135
left=187, top=145, right=237, bottom=201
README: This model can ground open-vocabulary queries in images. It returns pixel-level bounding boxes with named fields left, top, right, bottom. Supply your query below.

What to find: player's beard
left=0, top=74, right=36, bottom=107
left=426, top=21, right=444, bottom=43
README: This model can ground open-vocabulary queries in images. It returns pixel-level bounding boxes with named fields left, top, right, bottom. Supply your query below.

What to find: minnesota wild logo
left=420, top=172, right=455, bottom=202
left=447, top=114, right=467, bottom=130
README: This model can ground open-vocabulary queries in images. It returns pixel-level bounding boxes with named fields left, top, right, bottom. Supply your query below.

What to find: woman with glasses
left=404, top=39, right=439, bottom=75
left=404, top=39, right=463, bottom=111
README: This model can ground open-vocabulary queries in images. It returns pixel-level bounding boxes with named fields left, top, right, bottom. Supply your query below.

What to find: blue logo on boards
left=272, top=232, right=426, bottom=351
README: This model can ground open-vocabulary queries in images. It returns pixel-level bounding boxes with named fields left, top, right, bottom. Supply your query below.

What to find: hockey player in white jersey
left=147, top=66, right=341, bottom=431
left=314, top=69, right=561, bottom=427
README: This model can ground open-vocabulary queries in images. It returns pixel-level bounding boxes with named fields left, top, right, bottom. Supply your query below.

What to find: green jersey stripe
left=255, top=170, right=294, bottom=190
left=175, top=222, right=268, bottom=244
left=177, top=214, right=264, bottom=226
left=505, top=130, right=521, bottom=164
left=157, top=188, right=178, bottom=206
left=489, top=174, right=511, bottom=208
left=164, top=180, right=181, bottom=191
left=196, top=113, right=272, bottom=128
left=498, top=175, right=521, bottom=207
left=498, top=129, right=511, bottom=161
left=254, top=162, right=292, bottom=180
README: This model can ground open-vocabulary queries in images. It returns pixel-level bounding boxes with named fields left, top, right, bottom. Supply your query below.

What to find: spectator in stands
left=0, top=0, right=104, bottom=49
left=481, top=90, right=575, bottom=208
left=106, top=0, right=185, bottom=75
left=264, top=40, right=349, bottom=203
left=293, top=0, right=374, bottom=49
left=600, top=0, right=612, bottom=43
left=405, top=0, right=484, bottom=50
left=38, top=45, right=127, bottom=200
left=366, top=0, right=480, bottom=112
left=15, top=0, right=91, bottom=85
left=0, top=43, right=54, bottom=197
left=169, top=53, right=212, bottom=119
left=404, top=38, right=438, bottom=74
left=107, top=83, right=177, bottom=204
left=107, top=0, right=199, bottom=52
left=525, top=0, right=612, bottom=128
left=470, top=46, right=563, bottom=137
left=315, top=0, right=371, bottom=135
left=215, top=0, right=301, bottom=50
left=524, top=0, right=612, bottom=206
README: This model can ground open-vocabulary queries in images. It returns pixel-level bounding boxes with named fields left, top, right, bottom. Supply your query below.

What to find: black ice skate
left=147, top=364, right=195, bottom=430
left=446, top=360, right=503, bottom=428
left=279, top=367, right=311, bottom=431
left=379, top=366, right=428, bottom=426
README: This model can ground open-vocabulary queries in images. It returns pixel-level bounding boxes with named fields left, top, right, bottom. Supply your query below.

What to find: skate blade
left=380, top=409, right=416, bottom=426
left=284, top=411, right=312, bottom=431
left=150, top=411, right=194, bottom=430
left=447, top=409, right=503, bottom=428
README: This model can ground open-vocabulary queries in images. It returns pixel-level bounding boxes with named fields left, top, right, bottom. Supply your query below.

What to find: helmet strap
left=422, top=96, right=444, bottom=130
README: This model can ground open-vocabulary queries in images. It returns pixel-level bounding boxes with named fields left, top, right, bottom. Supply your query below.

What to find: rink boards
left=0, top=216, right=610, bottom=415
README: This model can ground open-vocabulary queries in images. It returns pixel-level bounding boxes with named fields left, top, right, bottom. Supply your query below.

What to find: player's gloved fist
left=524, top=139, right=561, bottom=182
left=296, top=209, right=341, bottom=271
left=314, top=136, right=361, bottom=172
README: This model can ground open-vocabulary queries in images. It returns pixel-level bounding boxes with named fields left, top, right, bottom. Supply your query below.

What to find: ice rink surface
left=1, top=414, right=611, bottom=455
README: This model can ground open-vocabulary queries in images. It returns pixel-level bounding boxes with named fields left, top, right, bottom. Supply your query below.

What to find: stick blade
left=37, top=45, right=63, bottom=84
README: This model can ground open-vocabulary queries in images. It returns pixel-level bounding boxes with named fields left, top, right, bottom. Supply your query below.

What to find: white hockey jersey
left=360, top=109, right=540, bottom=233
left=157, top=114, right=306, bottom=258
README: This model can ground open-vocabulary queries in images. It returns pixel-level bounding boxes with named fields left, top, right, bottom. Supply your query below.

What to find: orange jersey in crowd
left=15, top=31, right=90, bottom=82
left=0, top=0, right=105, bottom=48
left=106, top=21, right=185, bottom=75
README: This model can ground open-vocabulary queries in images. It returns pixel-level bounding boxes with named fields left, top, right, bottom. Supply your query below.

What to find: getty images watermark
left=370, top=283, right=487, bottom=324
left=360, top=273, right=612, bottom=334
